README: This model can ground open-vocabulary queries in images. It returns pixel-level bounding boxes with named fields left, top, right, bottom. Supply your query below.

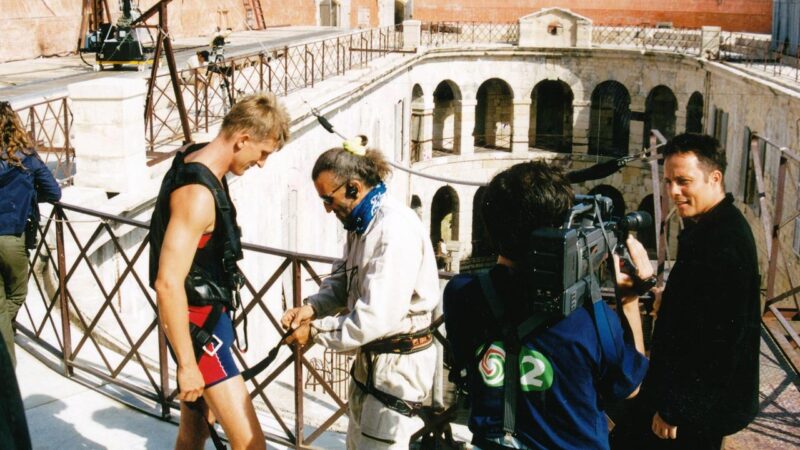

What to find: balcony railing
left=12, top=97, right=75, bottom=185
left=421, top=21, right=519, bottom=47
left=145, top=25, right=404, bottom=152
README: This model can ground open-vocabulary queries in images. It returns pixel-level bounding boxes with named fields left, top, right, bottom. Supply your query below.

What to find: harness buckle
left=203, top=334, right=223, bottom=357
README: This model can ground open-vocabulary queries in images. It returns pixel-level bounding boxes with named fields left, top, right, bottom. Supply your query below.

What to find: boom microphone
left=566, top=158, right=627, bottom=183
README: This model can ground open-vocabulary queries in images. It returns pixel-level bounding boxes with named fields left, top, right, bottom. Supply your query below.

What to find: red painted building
left=412, top=0, right=773, bottom=33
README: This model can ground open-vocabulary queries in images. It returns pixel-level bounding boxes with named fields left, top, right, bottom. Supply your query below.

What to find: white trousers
left=345, top=346, right=436, bottom=449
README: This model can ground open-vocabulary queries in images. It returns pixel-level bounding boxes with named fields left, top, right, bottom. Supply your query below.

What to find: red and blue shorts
left=187, top=305, right=240, bottom=387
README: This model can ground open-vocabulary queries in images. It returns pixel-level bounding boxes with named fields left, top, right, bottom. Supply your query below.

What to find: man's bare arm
left=154, top=184, right=215, bottom=401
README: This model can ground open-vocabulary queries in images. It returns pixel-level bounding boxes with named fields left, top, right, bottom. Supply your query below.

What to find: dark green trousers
left=0, top=235, right=28, bottom=367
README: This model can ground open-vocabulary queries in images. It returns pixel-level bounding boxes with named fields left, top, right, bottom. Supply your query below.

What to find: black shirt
left=643, top=193, right=761, bottom=435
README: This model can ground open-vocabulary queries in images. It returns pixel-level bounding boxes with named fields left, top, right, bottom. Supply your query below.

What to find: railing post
left=284, top=46, right=289, bottom=96
left=765, top=156, right=788, bottom=301
left=29, top=106, right=36, bottom=147
left=63, top=99, right=72, bottom=175
left=292, top=258, right=304, bottom=448
left=55, top=206, right=73, bottom=376
left=259, top=53, right=265, bottom=92
left=158, top=325, right=171, bottom=419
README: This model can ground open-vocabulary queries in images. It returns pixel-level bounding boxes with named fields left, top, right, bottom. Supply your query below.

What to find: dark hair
left=198, top=50, right=210, bottom=61
left=481, top=161, right=573, bottom=260
left=662, top=133, right=727, bottom=175
left=311, top=141, right=391, bottom=187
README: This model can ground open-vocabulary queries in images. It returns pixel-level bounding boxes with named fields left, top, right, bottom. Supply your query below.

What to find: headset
left=345, top=183, right=358, bottom=199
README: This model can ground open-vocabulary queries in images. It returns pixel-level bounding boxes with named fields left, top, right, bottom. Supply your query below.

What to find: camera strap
left=582, top=229, right=620, bottom=364
left=477, top=271, right=552, bottom=442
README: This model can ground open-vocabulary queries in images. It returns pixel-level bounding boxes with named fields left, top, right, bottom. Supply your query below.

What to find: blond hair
left=0, top=101, right=33, bottom=170
left=220, top=92, right=291, bottom=148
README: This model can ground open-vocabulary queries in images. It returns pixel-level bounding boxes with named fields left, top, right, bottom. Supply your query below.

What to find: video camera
left=521, top=194, right=652, bottom=317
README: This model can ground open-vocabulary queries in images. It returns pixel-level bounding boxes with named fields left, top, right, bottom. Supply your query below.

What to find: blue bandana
left=345, top=182, right=386, bottom=235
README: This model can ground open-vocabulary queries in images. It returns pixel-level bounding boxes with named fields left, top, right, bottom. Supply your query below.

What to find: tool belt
left=360, top=329, right=434, bottom=354
left=352, top=329, right=434, bottom=417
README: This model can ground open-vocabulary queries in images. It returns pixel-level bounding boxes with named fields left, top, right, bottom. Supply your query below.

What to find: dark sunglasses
left=320, top=181, right=348, bottom=206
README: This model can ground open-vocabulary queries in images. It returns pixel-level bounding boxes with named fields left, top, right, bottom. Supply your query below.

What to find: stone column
left=68, top=76, right=148, bottom=193
left=403, top=20, right=421, bottom=49
left=457, top=99, right=476, bottom=156
left=512, top=99, right=531, bottom=155
left=629, top=96, right=646, bottom=155
left=572, top=98, right=591, bottom=155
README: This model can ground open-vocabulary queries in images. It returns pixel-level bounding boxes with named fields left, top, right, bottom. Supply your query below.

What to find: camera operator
left=281, top=140, right=440, bottom=449
left=612, top=133, right=760, bottom=450
left=443, top=161, right=650, bottom=449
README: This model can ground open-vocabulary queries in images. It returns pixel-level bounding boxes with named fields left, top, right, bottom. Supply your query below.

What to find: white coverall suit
left=307, top=195, right=441, bottom=449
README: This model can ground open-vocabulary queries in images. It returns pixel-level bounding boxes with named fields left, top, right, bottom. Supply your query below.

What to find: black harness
left=351, top=328, right=435, bottom=417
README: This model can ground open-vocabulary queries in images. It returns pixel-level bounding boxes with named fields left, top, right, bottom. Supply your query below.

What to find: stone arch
left=475, top=78, right=514, bottom=150
left=433, top=80, right=462, bottom=154
left=636, top=194, right=657, bottom=255
left=588, top=184, right=626, bottom=217
left=471, top=186, right=492, bottom=257
left=686, top=91, right=704, bottom=134
left=530, top=79, right=574, bottom=153
left=411, top=84, right=425, bottom=162
left=644, top=85, right=678, bottom=144
left=589, top=80, right=631, bottom=157
left=431, top=186, right=459, bottom=244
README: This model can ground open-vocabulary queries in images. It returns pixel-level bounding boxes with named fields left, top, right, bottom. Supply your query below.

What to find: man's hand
left=281, top=305, right=316, bottom=348
left=281, top=305, right=316, bottom=330
left=651, top=412, right=678, bottom=439
left=285, top=323, right=312, bottom=347
left=177, top=364, right=205, bottom=403
left=613, top=235, right=655, bottom=297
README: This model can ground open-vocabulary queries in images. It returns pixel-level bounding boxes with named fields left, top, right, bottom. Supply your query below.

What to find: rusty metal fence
left=17, top=200, right=452, bottom=448
left=421, top=21, right=519, bottom=47
left=146, top=26, right=404, bottom=152
left=746, top=134, right=800, bottom=373
left=12, top=97, right=75, bottom=185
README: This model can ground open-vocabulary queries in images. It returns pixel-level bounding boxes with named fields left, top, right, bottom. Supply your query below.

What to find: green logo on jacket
left=477, top=341, right=554, bottom=391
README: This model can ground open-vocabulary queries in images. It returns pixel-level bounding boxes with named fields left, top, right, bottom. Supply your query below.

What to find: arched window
left=431, top=186, right=459, bottom=244
left=471, top=187, right=491, bottom=257
left=644, top=85, right=678, bottom=144
left=589, top=81, right=630, bottom=157
left=433, top=80, right=462, bottom=155
left=475, top=78, right=513, bottom=150
left=530, top=80, right=573, bottom=153
left=686, top=92, right=704, bottom=133
left=410, top=84, right=424, bottom=162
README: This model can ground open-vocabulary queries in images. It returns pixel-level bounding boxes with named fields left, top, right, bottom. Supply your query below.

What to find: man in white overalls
left=282, top=140, right=440, bottom=449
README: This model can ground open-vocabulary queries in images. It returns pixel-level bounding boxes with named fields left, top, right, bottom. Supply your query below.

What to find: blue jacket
left=0, top=150, right=62, bottom=236
left=444, top=266, right=648, bottom=449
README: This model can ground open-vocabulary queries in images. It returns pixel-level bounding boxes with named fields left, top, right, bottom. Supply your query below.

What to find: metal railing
left=18, top=201, right=451, bottom=448
left=421, top=21, right=519, bottom=47
left=745, top=134, right=800, bottom=372
left=12, top=97, right=75, bottom=185
left=592, top=25, right=702, bottom=56
left=146, top=25, right=404, bottom=152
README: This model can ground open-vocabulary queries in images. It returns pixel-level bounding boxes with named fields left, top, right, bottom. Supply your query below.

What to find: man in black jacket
left=614, top=133, right=761, bottom=449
